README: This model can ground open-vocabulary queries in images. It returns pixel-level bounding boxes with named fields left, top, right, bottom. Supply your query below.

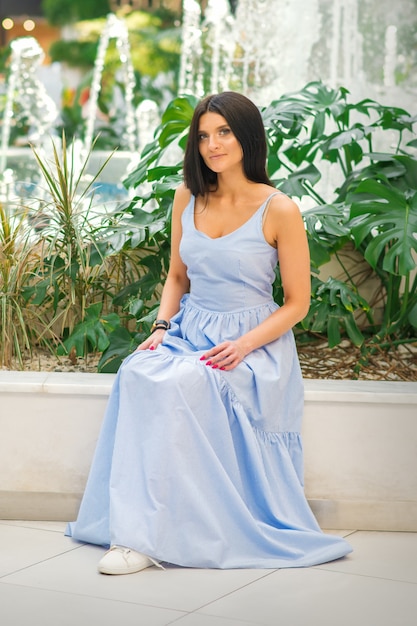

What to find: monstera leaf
left=301, top=277, right=370, bottom=347
left=303, top=203, right=351, bottom=267
left=348, top=178, right=417, bottom=276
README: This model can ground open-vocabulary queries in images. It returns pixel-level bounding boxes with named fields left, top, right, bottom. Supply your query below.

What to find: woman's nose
left=208, top=135, right=219, bottom=149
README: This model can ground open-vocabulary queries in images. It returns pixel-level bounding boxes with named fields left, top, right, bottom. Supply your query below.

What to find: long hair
left=183, top=91, right=273, bottom=197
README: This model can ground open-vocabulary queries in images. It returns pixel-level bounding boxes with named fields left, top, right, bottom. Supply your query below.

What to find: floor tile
left=0, top=523, right=78, bottom=577
left=194, top=566, right=417, bottom=626
left=1, top=521, right=416, bottom=626
left=1, top=542, right=270, bottom=613
left=169, top=613, right=260, bottom=625
left=0, top=582, right=184, bottom=626
left=323, top=529, right=356, bottom=538
left=316, top=530, right=417, bottom=583
left=0, top=520, right=67, bottom=533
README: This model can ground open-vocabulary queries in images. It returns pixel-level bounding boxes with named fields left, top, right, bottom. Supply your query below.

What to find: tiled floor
left=1, top=521, right=416, bottom=626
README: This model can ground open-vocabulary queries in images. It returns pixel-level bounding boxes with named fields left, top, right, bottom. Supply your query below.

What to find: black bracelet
left=151, top=319, right=170, bottom=333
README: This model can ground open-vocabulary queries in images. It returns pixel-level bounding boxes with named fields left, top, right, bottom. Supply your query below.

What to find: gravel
left=2, top=340, right=417, bottom=381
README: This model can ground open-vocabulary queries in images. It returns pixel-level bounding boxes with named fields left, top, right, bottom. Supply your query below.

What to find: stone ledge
left=1, top=372, right=416, bottom=530
left=2, top=372, right=416, bottom=400
left=304, top=379, right=417, bottom=403
left=309, top=499, right=417, bottom=532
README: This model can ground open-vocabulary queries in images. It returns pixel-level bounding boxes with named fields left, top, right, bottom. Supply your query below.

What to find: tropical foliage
left=1, top=82, right=416, bottom=375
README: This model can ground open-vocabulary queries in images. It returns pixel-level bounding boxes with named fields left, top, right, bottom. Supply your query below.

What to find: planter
left=1, top=372, right=416, bottom=531
left=302, top=380, right=417, bottom=531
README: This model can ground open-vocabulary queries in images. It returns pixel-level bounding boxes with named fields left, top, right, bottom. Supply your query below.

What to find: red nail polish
left=212, top=364, right=218, bottom=369
left=206, top=361, right=212, bottom=366
left=149, top=346, right=155, bottom=351
left=220, top=366, right=226, bottom=370
left=200, top=355, right=206, bottom=360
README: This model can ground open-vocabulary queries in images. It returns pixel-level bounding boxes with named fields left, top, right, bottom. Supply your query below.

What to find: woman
left=66, top=91, right=352, bottom=574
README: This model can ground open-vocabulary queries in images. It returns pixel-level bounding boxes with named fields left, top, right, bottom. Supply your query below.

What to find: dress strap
left=262, top=191, right=284, bottom=227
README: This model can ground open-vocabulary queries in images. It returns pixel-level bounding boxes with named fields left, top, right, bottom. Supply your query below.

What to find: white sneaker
left=98, top=545, right=160, bottom=575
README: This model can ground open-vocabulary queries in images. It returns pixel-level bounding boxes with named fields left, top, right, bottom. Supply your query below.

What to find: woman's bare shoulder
left=263, top=191, right=304, bottom=246
left=173, top=183, right=192, bottom=214
left=268, top=191, right=302, bottom=220
left=174, top=183, right=192, bottom=202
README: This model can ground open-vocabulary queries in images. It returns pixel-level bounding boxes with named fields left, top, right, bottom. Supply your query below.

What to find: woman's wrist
left=150, top=319, right=170, bottom=333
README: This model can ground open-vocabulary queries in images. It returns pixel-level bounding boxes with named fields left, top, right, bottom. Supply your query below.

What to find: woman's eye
left=219, top=128, right=230, bottom=135
left=198, top=133, right=207, bottom=141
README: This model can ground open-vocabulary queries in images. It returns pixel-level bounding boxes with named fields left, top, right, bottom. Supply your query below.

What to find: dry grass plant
left=31, top=133, right=114, bottom=337
left=0, top=202, right=55, bottom=367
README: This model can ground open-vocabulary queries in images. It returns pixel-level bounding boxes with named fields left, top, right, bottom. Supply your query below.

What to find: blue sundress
left=66, top=192, right=352, bottom=568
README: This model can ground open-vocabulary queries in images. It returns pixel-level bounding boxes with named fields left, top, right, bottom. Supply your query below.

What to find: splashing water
left=179, top=0, right=416, bottom=108
left=178, top=0, right=205, bottom=96
left=0, top=37, right=58, bottom=174
left=82, top=13, right=138, bottom=159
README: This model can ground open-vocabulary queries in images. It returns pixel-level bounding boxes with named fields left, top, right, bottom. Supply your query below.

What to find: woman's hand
left=200, top=340, right=247, bottom=371
left=136, top=328, right=165, bottom=352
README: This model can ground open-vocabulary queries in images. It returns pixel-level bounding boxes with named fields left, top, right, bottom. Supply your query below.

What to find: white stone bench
left=1, top=372, right=416, bottom=531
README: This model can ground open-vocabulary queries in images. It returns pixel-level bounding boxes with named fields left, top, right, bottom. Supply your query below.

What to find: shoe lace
left=109, top=545, right=165, bottom=570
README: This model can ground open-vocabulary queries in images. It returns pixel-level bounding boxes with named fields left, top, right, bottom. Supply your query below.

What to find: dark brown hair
left=183, top=91, right=273, bottom=197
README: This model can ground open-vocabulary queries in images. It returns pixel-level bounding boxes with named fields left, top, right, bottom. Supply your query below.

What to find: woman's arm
left=137, top=184, right=191, bottom=350
left=201, top=194, right=311, bottom=369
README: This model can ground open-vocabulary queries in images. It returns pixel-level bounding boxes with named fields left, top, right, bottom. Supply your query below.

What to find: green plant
left=244, top=83, right=416, bottom=355
left=345, top=155, right=417, bottom=369
left=79, top=96, right=194, bottom=371
left=0, top=203, right=55, bottom=367
left=29, top=133, right=115, bottom=340
left=94, top=182, right=176, bottom=371
left=42, top=0, right=111, bottom=26
left=6, top=82, right=415, bottom=375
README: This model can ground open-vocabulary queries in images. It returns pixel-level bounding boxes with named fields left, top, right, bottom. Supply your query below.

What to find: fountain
left=0, top=14, right=160, bottom=207
left=79, top=12, right=143, bottom=204
left=136, top=99, right=161, bottom=154
left=1, top=2, right=414, bottom=204
left=0, top=13, right=159, bottom=199
left=179, top=0, right=417, bottom=109
left=83, top=13, right=138, bottom=159
left=178, top=0, right=235, bottom=97
left=0, top=37, right=59, bottom=200
left=178, top=0, right=205, bottom=97
left=0, top=37, right=58, bottom=168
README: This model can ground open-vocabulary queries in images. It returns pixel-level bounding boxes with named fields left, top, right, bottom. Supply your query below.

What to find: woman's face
left=197, top=112, right=243, bottom=174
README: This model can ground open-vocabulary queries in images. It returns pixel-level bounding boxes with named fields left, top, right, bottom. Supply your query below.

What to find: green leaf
left=379, top=107, right=417, bottom=132
left=343, top=314, right=366, bottom=346
left=323, top=126, right=367, bottom=150
left=21, top=282, right=48, bottom=305
left=58, top=303, right=121, bottom=356
left=408, top=301, right=417, bottom=328
left=394, top=155, right=417, bottom=190
left=348, top=181, right=417, bottom=275
left=311, top=111, right=326, bottom=140
left=98, top=326, right=139, bottom=372
left=303, top=203, right=351, bottom=267
left=306, top=277, right=368, bottom=347
left=128, top=298, right=144, bottom=317
left=147, top=165, right=181, bottom=181
left=327, top=315, right=342, bottom=347
left=162, top=95, right=199, bottom=124
left=277, top=164, right=321, bottom=197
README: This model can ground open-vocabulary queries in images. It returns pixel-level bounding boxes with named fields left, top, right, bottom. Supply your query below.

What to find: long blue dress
left=66, top=192, right=352, bottom=568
